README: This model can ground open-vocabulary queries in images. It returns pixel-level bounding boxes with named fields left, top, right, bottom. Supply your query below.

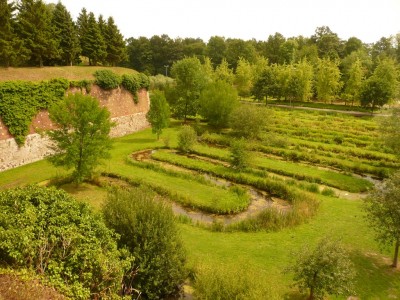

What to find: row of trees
left=126, top=28, right=400, bottom=75
left=161, top=55, right=398, bottom=117
left=0, top=0, right=126, bottom=67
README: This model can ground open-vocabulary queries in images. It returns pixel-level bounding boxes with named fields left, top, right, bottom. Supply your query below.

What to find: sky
left=46, top=0, right=400, bottom=44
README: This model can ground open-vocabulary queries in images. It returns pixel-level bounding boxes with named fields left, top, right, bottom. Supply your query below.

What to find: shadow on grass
left=283, top=250, right=400, bottom=300
left=351, top=250, right=400, bottom=299
left=118, top=138, right=156, bottom=144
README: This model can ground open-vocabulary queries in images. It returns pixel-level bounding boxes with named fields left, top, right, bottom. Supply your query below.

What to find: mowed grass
left=0, top=66, right=136, bottom=82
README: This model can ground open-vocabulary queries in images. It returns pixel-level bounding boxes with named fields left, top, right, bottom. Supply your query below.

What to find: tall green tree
left=146, top=90, right=170, bottom=139
left=104, top=16, right=127, bottom=66
left=51, top=2, right=80, bottom=66
left=315, top=58, right=342, bottom=103
left=288, top=59, right=314, bottom=102
left=206, top=36, right=226, bottom=67
left=251, top=65, right=279, bottom=104
left=360, top=59, right=398, bottom=111
left=287, top=237, right=355, bottom=300
left=16, top=0, right=59, bottom=67
left=0, top=0, right=26, bottom=67
left=342, top=58, right=364, bottom=105
left=364, top=171, right=400, bottom=267
left=48, top=93, right=114, bottom=183
left=126, top=36, right=154, bottom=74
left=199, top=80, right=238, bottom=128
left=85, top=12, right=106, bottom=65
left=225, top=38, right=257, bottom=70
left=311, top=26, right=342, bottom=59
left=215, top=58, right=235, bottom=84
left=264, top=32, right=286, bottom=64
left=170, top=56, right=206, bottom=120
left=235, top=57, right=253, bottom=98
left=76, top=8, right=90, bottom=62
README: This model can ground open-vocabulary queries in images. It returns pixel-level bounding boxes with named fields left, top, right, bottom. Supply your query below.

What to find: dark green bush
left=103, top=187, right=187, bottom=300
left=0, top=185, right=128, bottom=299
left=93, top=69, right=121, bottom=90
left=121, top=74, right=140, bottom=103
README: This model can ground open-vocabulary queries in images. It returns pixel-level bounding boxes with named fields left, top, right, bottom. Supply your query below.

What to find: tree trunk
left=265, top=95, right=268, bottom=106
left=392, top=239, right=399, bottom=268
left=308, top=286, right=314, bottom=300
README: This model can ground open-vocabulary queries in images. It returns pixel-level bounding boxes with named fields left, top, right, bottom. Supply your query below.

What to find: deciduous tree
left=364, top=171, right=400, bottom=267
left=146, top=90, right=170, bottom=139
left=287, top=237, right=355, bottom=300
left=315, top=58, right=342, bottom=103
left=170, top=56, right=206, bottom=120
left=48, top=93, right=114, bottom=183
left=199, top=80, right=238, bottom=128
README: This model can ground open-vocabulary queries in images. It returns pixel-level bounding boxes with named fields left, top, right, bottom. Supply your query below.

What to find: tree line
left=0, top=0, right=126, bottom=67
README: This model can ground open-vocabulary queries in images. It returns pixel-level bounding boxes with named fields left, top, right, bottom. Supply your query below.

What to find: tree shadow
left=350, top=250, right=400, bottom=298
left=118, top=138, right=155, bottom=144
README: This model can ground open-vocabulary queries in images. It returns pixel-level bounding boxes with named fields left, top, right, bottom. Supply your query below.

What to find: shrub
left=103, top=187, right=187, bottom=300
left=229, top=104, right=270, bottom=138
left=0, top=185, right=128, bottom=299
left=93, top=69, right=121, bottom=90
left=121, top=74, right=140, bottom=102
left=230, top=138, right=251, bottom=170
left=178, top=125, right=197, bottom=153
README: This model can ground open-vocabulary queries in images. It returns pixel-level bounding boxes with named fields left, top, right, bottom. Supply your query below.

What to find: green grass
left=191, top=143, right=373, bottom=192
left=0, top=110, right=399, bottom=299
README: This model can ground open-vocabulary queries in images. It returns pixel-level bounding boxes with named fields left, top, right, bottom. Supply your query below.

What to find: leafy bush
left=93, top=69, right=121, bottom=90
left=230, top=138, right=251, bottom=170
left=0, top=185, right=128, bottom=299
left=178, top=125, right=197, bottom=153
left=69, top=79, right=93, bottom=93
left=103, top=187, right=187, bottom=300
left=121, top=74, right=140, bottom=103
left=229, top=104, right=270, bottom=138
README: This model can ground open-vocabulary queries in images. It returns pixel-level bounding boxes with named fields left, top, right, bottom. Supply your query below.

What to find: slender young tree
left=48, top=93, right=114, bottom=183
left=170, top=56, right=206, bottom=121
left=52, top=2, right=80, bottom=66
left=146, top=90, right=170, bottom=139
left=235, top=57, right=253, bottom=98
left=287, top=238, right=355, bottom=300
left=315, top=58, right=342, bottom=103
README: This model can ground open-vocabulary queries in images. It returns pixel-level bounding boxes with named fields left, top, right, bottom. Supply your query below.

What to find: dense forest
left=0, top=0, right=399, bottom=108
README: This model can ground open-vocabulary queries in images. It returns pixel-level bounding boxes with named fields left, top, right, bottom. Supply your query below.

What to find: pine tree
left=104, top=16, right=127, bottom=66
left=51, top=2, right=80, bottom=66
left=0, top=0, right=26, bottom=67
left=76, top=8, right=90, bottom=62
left=85, top=12, right=106, bottom=65
left=15, top=0, right=59, bottom=67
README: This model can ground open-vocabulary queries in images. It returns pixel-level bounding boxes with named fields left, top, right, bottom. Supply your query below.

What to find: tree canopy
left=48, top=93, right=114, bottom=183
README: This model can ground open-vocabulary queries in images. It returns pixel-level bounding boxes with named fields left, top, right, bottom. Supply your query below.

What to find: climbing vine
left=0, top=79, right=69, bottom=145
left=0, top=71, right=149, bottom=146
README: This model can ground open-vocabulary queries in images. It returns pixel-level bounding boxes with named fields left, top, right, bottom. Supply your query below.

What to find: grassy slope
left=0, top=66, right=136, bottom=82
left=1, top=125, right=399, bottom=298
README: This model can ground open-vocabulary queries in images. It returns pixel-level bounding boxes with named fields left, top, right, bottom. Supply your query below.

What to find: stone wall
left=0, top=86, right=150, bottom=171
